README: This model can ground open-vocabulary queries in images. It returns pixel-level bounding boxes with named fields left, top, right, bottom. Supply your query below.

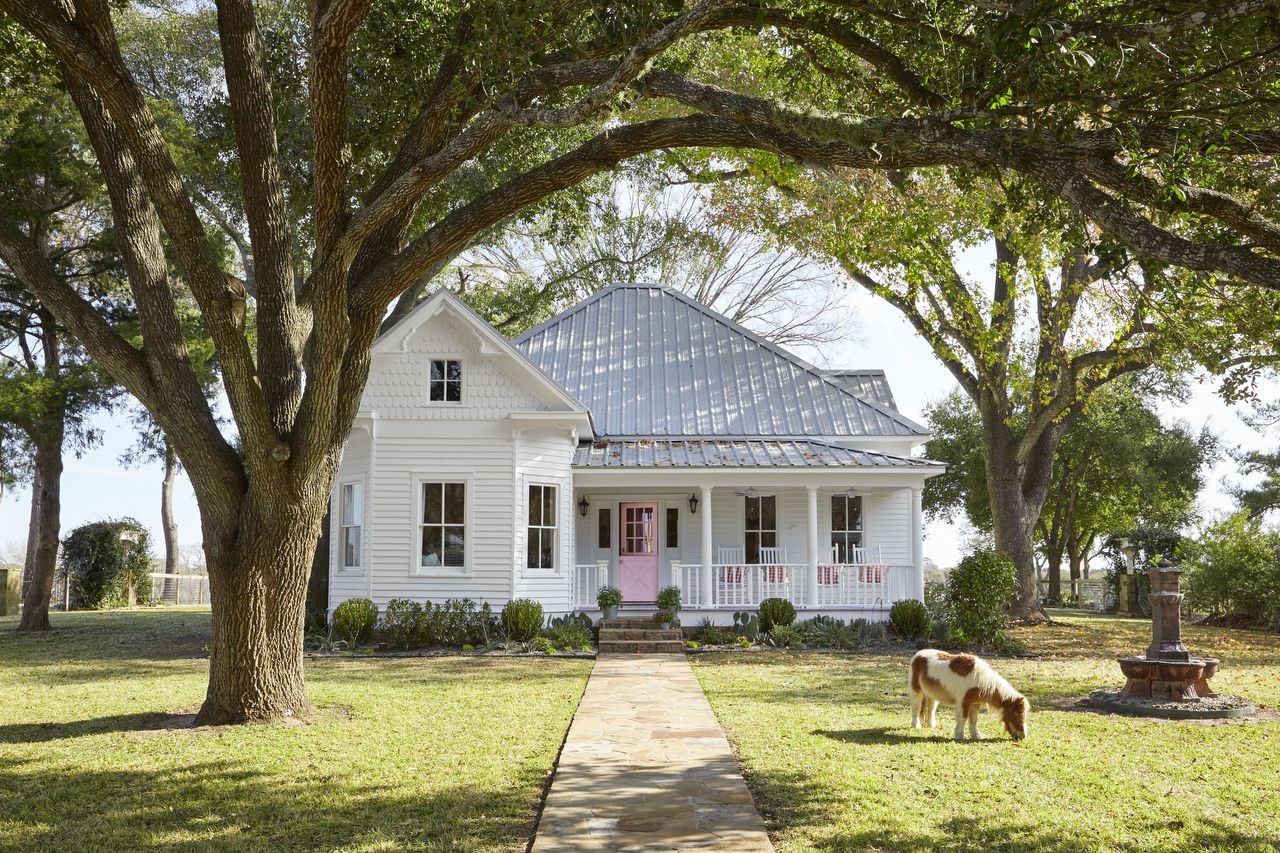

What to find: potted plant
left=597, top=585, right=623, bottom=619
left=656, top=585, right=682, bottom=614
left=653, top=609, right=676, bottom=630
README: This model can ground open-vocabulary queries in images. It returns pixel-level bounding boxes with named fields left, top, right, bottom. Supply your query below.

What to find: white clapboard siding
left=513, top=430, right=576, bottom=612
left=863, top=489, right=911, bottom=564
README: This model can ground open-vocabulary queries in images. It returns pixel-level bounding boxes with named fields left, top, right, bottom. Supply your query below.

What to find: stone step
left=600, top=617, right=679, bottom=629
left=599, top=628, right=681, bottom=641
left=597, top=638, right=686, bottom=655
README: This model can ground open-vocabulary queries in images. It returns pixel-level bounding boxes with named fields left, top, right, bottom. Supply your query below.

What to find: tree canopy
left=3, top=0, right=1280, bottom=719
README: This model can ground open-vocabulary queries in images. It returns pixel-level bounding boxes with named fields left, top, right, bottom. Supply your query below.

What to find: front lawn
left=692, top=611, right=1280, bottom=852
left=0, top=609, right=591, bottom=852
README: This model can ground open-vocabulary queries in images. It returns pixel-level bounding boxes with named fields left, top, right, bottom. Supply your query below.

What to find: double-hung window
left=527, top=484, right=558, bottom=570
left=744, top=494, right=777, bottom=564
left=831, top=494, right=864, bottom=563
left=420, top=482, right=466, bottom=570
left=339, top=482, right=362, bottom=570
left=429, top=359, right=462, bottom=402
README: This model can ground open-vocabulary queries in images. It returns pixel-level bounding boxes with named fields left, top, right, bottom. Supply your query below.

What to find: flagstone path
left=532, top=653, right=773, bottom=851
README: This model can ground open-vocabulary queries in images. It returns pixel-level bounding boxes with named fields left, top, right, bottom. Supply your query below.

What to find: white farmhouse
left=328, top=282, right=943, bottom=622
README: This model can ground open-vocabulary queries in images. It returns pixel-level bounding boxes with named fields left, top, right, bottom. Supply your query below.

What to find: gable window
left=527, top=484, right=558, bottom=570
left=831, top=494, right=864, bottom=563
left=666, top=507, right=679, bottom=548
left=339, top=482, right=362, bottom=570
left=744, top=495, right=776, bottom=564
left=598, top=507, right=611, bottom=549
left=420, top=482, right=466, bottom=570
left=429, top=359, right=462, bottom=402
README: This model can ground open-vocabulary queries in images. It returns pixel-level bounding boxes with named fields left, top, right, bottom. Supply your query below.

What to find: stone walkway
left=533, top=654, right=773, bottom=851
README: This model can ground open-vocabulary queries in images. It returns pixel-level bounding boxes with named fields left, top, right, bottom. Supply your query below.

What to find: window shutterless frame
left=337, top=480, right=363, bottom=571
left=526, top=483, right=558, bottom=570
left=830, top=494, right=864, bottom=563
left=428, top=359, right=462, bottom=403
left=744, top=494, right=777, bottom=564
left=413, top=477, right=470, bottom=574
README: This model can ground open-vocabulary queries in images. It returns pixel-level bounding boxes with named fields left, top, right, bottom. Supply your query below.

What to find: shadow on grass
left=0, top=754, right=549, bottom=852
left=0, top=712, right=188, bottom=744
left=811, top=727, right=1002, bottom=746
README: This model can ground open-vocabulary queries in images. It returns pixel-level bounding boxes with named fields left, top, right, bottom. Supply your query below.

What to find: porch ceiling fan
left=733, top=486, right=758, bottom=498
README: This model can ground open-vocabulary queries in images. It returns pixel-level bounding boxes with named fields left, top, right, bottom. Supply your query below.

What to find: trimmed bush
left=946, top=549, right=1017, bottom=647
left=502, top=598, right=544, bottom=642
left=889, top=599, right=930, bottom=640
left=380, top=598, right=426, bottom=649
left=60, top=519, right=153, bottom=610
left=758, top=598, right=796, bottom=633
left=656, top=585, right=682, bottom=611
left=333, top=598, right=378, bottom=645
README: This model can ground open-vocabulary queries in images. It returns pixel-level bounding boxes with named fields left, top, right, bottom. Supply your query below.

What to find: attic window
left=429, top=359, right=462, bottom=402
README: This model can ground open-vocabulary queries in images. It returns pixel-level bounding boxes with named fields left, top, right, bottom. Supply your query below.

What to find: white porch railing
left=572, top=561, right=609, bottom=610
left=672, top=561, right=912, bottom=610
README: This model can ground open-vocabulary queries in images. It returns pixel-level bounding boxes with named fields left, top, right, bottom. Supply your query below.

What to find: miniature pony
left=909, top=649, right=1029, bottom=741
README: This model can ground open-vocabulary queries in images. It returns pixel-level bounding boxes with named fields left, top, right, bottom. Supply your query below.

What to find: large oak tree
left=3, top=0, right=1280, bottom=720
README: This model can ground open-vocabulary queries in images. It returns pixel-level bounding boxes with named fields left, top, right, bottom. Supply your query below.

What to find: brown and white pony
left=909, top=649, right=1029, bottom=741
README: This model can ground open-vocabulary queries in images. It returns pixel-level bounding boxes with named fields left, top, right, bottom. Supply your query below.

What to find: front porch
left=567, top=473, right=927, bottom=619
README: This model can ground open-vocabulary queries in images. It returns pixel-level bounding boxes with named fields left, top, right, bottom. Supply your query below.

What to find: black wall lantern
left=578, top=495, right=590, bottom=517
left=688, top=493, right=699, bottom=514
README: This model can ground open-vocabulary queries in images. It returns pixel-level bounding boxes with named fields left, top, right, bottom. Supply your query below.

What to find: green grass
left=692, top=611, right=1280, bottom=852
left=0, top=609, right=591, bottom=852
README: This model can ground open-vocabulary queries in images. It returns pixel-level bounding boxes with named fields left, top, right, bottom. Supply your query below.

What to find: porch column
left=910, top=486, right=924, bottom=601
left=807, top=485, right=819, bottom=609
left=700, top=486, right=713, bottom=608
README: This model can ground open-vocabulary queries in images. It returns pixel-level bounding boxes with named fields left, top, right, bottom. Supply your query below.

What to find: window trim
left=526, top=482, right=560, bottom=572
left=597, top=506, right=611, bottom=550
left=426, top=358, right=463, bottom=405
left=830, top=493, right=866, bottom=564
left=335, top=477, right=366, bottom=575
left=522, top=478, right=563, bottom=576
left=410, top=473, right=473, bottom=576
left=665, top=506, right=679, bottom=549
left=743, top=494, right=778, bottom=565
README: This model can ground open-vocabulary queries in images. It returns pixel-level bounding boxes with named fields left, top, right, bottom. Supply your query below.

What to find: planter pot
left=658, top=622, right=675, bottom=631
left=601, top=605, right=619, bottom=620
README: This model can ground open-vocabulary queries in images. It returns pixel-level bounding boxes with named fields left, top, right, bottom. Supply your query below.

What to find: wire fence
left=51, top=571, right=211, bottom=609
left=1037, top=577, right=1114, bottom=612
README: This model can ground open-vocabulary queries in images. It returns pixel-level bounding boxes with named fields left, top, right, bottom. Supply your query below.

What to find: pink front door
left=618, top=503, right=659, bottom=602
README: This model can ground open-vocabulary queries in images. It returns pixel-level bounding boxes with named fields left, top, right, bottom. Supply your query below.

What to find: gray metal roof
left=513, top=283, right=927, bottom=438
left=821, top=370, right=897, bottom=410
left=574, top=439, right=941, bottom=469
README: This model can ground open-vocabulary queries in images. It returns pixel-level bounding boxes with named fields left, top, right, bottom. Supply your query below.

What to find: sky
left=2, top=254, right=1275, bottom=570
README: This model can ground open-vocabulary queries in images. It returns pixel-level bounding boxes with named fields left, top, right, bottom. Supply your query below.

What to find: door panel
left=618, top=502, right=659, bottom=602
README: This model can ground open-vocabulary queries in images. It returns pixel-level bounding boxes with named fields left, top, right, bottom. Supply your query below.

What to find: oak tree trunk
left=161, top=440, right=179, bottom=600
left=1045, top=541, right=1065, bottom=604
left=19, top=433, right=64, bottom=631
left=195, top=502, right=327, bottom=725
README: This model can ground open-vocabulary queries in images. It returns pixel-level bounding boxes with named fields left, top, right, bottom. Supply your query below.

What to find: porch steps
left=597, top=618, right=685, bottom=655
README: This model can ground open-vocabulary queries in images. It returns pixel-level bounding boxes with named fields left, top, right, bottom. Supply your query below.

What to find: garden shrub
left=758, top=598, right=796, bottom=632
left=946, top=549, right=1017, bottom=647
left=889, top=599, right=930, bottom=640
left=425, top=598, right=496, bottom=646
left=380, top=599, right=425, bottom=649
left=333, top=598, right=378, bottom=645
left=798, top=616, right=856, bottom=649
left=546, top=619, right=592, bottom=650
left=765, top=623, right=806, bottom=649
left=930, top=618, right=953, bottom=647
left=856, top=618, right=889, bottom=645
left=695, top=617, right=732, bottom=645
left=502, top=598, right=544, bottom=642
left=924, top=578, right=949, bottom=620
left=60, top=519, right=153, bottom=610
left=656, top=585, right=682, bottom=611
left=1181, top=512, right=1280, bottom=623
